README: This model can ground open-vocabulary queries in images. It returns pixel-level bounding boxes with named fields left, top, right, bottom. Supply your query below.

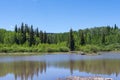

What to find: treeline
left=14, top=23, right=69, bottom=46
left=76, top=24, right=120, bottom=45
left=68, top=24, right=120, bottom=51
left=0, top=23, right=120, bottom=53
left=14, top=23, right=47, bottom=46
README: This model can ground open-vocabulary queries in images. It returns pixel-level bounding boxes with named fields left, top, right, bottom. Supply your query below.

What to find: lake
left=0, top=52, right=120, bottom=80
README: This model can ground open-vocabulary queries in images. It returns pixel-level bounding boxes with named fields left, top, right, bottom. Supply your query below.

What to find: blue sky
left=0, top=0, right=120, bottom=33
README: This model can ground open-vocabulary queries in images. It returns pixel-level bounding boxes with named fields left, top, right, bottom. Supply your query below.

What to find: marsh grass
left=0, top=43, right=69, bottom=54
left=0, top=43, right=120, bottom=55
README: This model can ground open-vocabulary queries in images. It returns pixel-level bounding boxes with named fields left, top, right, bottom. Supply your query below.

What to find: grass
left=0, top=43, right=70, bottom=54
left=76, top=43, right=120, bottom=54
left=0, top=43, right=120, bottom=55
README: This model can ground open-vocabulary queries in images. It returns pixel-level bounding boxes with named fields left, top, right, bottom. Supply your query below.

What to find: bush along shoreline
left=0, top=43, right=120, bottom=55
left=0, top=44, right=69, bottom=53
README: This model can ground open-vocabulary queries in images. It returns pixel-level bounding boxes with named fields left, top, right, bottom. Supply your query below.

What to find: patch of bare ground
left=57, top=76, right=112, bottom=80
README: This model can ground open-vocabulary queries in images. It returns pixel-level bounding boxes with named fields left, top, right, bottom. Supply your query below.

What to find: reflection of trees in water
left=80, top=59, right=120, bottom=76
left=0, top=59, right=120, bottom=79
left=70, top=60, right=74, bottom=75
left=0, top=61, right=46, bottom=80
left=53, top=59, right=120, bottom=76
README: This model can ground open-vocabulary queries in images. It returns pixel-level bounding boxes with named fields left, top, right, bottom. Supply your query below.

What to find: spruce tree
left=15, top=25, right=18, bottom=33
left=25, top=24, right=29, bottom=34
left=21, top=22, right=24, bottom=33
left=114, top=24, right=118, bottom=30
left=29, top=25, right=35, bottom=46
left=80, top=31, right=85, bottom=45
left=20, top=23, right=26, bottom=44
left=35, top=28, right=39, bottom=37
left=69, top=29, right=75, bottom=51
left=14, top=25, right=18, bottom=44
left=43, top=31, right=47, bottom=43
left=39, top=30, right=44, bottom=43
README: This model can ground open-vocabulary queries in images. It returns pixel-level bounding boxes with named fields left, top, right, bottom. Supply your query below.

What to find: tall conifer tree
left=69, top=29, right=75, bottom=51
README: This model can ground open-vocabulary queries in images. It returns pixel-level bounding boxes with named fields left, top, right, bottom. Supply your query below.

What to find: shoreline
left=0, top=51, right=94, bottom=56
left=0, top=50, right=120, bottom=56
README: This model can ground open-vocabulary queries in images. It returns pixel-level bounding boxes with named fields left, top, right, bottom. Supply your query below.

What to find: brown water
left=0, top=52, right=120, bottom=80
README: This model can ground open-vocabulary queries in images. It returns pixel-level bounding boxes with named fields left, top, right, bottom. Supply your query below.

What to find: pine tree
left=69, top=29, right=75, bottom=51
left=35, top=28, right=39, bottom=37
left=43, top=31, right=47, bottom=43
left=80, top=31, right=85, bottom=45
left=29, top=25, right=35, bottom=46
left=14, top=25, right=19, bottom=44
left=114, top=24, right=118, bottom=30
left=22, top=28, right=26, bottom=44
left=39, top=30, right=44, bottom=43
left=21, top=22, right=24, bottom=33
left=25, top=24, right=29, bottom=34
left=15, top=25, right=18, bottom=33
left=20, top=23, right=26, bottom=44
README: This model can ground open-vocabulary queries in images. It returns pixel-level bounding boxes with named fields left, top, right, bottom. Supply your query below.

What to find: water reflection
left=0, top=61, right=46, bottom=80
left=52, top=59, right=120, bottom=76
left=0, top=54, right=120, bottom=80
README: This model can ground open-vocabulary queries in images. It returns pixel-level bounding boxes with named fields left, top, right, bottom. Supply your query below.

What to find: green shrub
left=59, top=47, right=69, bottom=52
left=80, top=45, right=100, bottom=53
left=47, top=47, right=59, bottom=52
left=103, top=43, right=120, bottom=51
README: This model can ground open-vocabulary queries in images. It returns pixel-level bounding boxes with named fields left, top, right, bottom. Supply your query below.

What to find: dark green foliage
left=14, top=25, right=19, bottom=44
left=39, top=30, right=44, bottom=43
left=14, top=33, right=19, bottom=44
left=69, top=29, right=75, bottom=51
left=29, top=25, right=35, bottom=46
left=43, top=31, right=47, bottom=43
left=114, top=24, right=118, bottom=30
left=80, top=31, right=85, bottom=45
left=25, top=24, right=30, bottom=33
left=21, top=31, right=26, bottom=44
left=15, top=25, right=18, bottom=33
left=101, top=33, right=105, bottom=44
left=35, top=28, right=39, bottom=37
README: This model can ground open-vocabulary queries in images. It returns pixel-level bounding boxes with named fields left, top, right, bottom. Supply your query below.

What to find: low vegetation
left=0, top=44, right=69, bottom=53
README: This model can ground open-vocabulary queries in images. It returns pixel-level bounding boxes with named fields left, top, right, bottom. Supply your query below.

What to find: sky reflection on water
left=0, top=52, right=120, bottom=80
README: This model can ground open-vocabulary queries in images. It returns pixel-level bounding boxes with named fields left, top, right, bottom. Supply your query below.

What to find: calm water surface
left=0, top=52, right=120, bottom=80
